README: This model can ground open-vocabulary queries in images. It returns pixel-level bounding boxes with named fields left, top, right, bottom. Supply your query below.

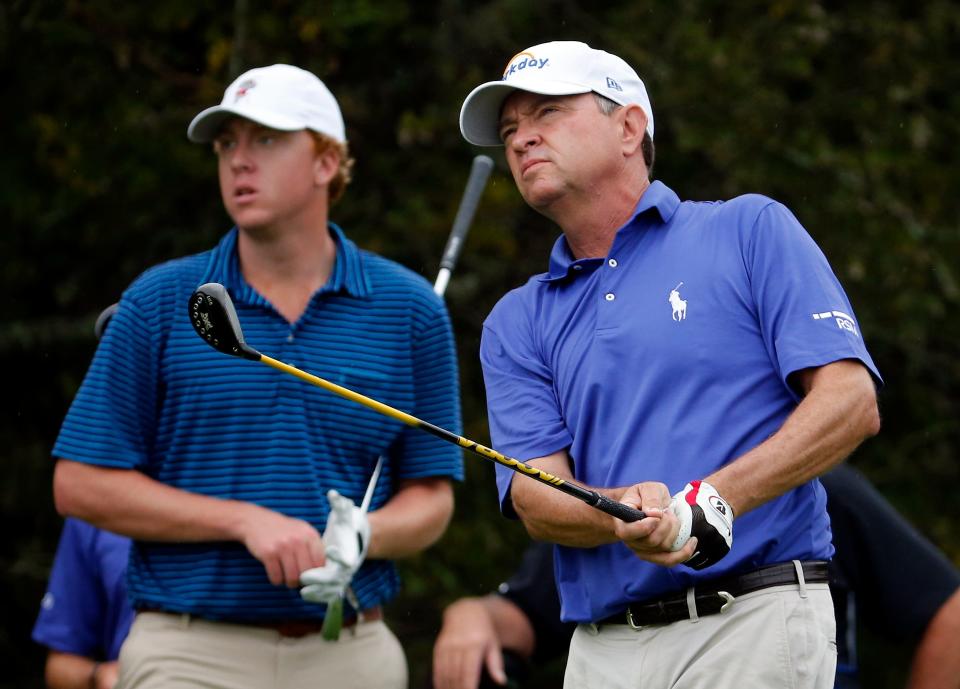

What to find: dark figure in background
left=825, top=466, right=960, bottom=689
left=432, top=464, right=960, bottom=689
left=32, top=518, right=134, bottom=689
left=31, top=306, right=132, bottom=689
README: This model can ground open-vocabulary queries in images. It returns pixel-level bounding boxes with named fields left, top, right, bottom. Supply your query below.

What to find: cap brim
left=459, top=79, right=592, bottom=147
left=187, top=105, right=306, bottom=143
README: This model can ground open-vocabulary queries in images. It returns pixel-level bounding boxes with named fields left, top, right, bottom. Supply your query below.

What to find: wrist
left=444, top=596, right=486, bottom=617
left=227, top=500, right=263, bottom=543
left=701, top=476, right=737, bottom=517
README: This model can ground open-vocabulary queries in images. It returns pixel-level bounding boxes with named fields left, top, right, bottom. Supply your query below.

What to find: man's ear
left=619, top=104, right=647, bottom=157
left=314, top=147, right=340, bottom=187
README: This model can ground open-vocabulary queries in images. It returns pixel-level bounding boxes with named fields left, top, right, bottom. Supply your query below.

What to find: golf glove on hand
left=299, top=560, right=352, bottom=604
left=669, top=480, right=734, bottom=570
left=300, top=490, right=371, bottom=604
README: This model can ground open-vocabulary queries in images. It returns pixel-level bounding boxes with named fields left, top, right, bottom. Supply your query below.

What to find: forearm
left=707, top=360, right=879, bottom=516
left=53, top=458, right=256, bottom=543
left=45, top=652, right=113, bottom=689
left=510, top=452, right=625, bottom=547
left=440, top=594, right=536, bottom=658
left=56, top=459, right=327, bottom=588
left=367, top=477, right=454, bottom=559
left=907, top=589, right=960, bottom=689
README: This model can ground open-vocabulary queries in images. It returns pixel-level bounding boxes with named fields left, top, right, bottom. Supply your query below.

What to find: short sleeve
left=391, top=296, right=464, bottom=481
left=480, top=314, right=572, bottom=512
left=52, top=292, right=161, bottom=469
left=746, top=202, right=881, bottom=394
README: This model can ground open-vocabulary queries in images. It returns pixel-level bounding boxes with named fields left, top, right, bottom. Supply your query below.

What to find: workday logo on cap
left=502, top=51, right=551, bottom=79
left=460, top=41, right=655, bottom=147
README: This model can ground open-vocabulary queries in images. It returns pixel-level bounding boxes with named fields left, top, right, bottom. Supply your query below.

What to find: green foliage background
left=2, top=1, right=957, bottom=686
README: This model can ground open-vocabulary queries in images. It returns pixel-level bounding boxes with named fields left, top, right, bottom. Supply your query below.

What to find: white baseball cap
left=187, top=64, right=346, bottom=143
left=459, top=41, right=654, bottom=147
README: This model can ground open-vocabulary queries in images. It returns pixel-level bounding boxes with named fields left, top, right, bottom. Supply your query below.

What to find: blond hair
left=309, top=131, right=354, bottom=204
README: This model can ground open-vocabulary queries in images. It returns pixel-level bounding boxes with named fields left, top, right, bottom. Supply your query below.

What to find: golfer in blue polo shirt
left=52, top=64, right=462, bottom=689
left=459, top=41, right=881, bottom=689
left=32, top=518, right=133, bottom=689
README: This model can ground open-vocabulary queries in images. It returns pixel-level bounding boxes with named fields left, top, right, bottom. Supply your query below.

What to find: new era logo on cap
left=459, top=41, right=654, bottom=147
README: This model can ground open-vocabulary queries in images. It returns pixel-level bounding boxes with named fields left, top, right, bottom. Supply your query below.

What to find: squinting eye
left=214, top=139, right=236, bottom=154
left=499, top=128, right=515, bottom=143
left=258, top=135, right=275, bottom=146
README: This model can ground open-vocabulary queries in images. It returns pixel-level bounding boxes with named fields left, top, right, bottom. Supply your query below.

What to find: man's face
left=498, top=92, right=625, bottom=212
left=213, top=118, right=331, bottom=232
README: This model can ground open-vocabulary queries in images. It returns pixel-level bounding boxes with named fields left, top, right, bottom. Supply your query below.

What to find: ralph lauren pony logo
left=669, top=282, right=687, bottom=322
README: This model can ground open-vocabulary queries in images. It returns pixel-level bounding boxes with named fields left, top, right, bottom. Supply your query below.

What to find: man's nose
left=229, top=139, right=255, bottom=171
left=510, top=119, right=540, bottom=151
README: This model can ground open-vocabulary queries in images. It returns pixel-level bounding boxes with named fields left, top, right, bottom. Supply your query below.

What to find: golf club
left=433, top=155, right=494, bottom=296
left=188, top=283, right=647, bottom=524
left=361, top=155, right=496, bottom=521
left=324, top=163, right=498, bottom=634
left=357, top=154, right=494, bottom=508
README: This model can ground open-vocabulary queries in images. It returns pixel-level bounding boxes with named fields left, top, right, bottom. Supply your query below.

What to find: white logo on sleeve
left=812, top=310, right=859, bottom=337
left=669, top=282, right=687, bottom=321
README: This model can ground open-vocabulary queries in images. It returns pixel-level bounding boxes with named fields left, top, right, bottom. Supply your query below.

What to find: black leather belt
left=138, top=606, right=383, bottom=638
left=596, top=560, right=829, bottom=628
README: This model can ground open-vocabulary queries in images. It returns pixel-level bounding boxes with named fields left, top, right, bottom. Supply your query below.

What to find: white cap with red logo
left=459, top=41, right=653, bottom=147
left=187, top=64, right=345, bottom=143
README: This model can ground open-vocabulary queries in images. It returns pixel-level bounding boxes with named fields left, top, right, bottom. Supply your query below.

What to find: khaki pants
left=117, top=611, right=407, bottom=689
left=565, top=583, right=836, bottom=689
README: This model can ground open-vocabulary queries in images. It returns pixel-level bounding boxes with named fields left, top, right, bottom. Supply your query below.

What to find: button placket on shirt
left=279, top=322, right=300, bottom=369
left=604, top=256, right=619, bottom=302
left=596, top=254, right=622, bottom=329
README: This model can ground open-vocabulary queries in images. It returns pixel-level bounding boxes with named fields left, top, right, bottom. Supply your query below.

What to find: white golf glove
left=300, top=489, right=371, bottom=604
left=669, top=480, right=734, bottom=570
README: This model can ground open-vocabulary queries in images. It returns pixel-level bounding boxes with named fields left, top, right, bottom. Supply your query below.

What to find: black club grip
left=592, top=494, right=647, bottom=522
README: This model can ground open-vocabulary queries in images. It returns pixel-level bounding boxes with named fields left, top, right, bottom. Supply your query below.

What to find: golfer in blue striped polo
left=52, top=64, right=463, bottom=689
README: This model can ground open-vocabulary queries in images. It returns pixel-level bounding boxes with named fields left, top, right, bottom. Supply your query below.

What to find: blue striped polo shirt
left=53, top=224, right=463, bottom=621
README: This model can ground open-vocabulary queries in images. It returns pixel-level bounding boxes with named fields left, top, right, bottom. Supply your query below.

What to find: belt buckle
left=626, top=607, right=643, bottom=630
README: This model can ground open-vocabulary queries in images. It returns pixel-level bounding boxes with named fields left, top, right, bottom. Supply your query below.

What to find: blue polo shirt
left=32, top=519, right=134, bottom=660
left=481, top=181, right=880, bottom=623
left=54, top=224, right=463, bottom=621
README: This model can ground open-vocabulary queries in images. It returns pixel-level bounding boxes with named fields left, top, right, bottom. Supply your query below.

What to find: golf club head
left=188, top=283, right=261, bottom=361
